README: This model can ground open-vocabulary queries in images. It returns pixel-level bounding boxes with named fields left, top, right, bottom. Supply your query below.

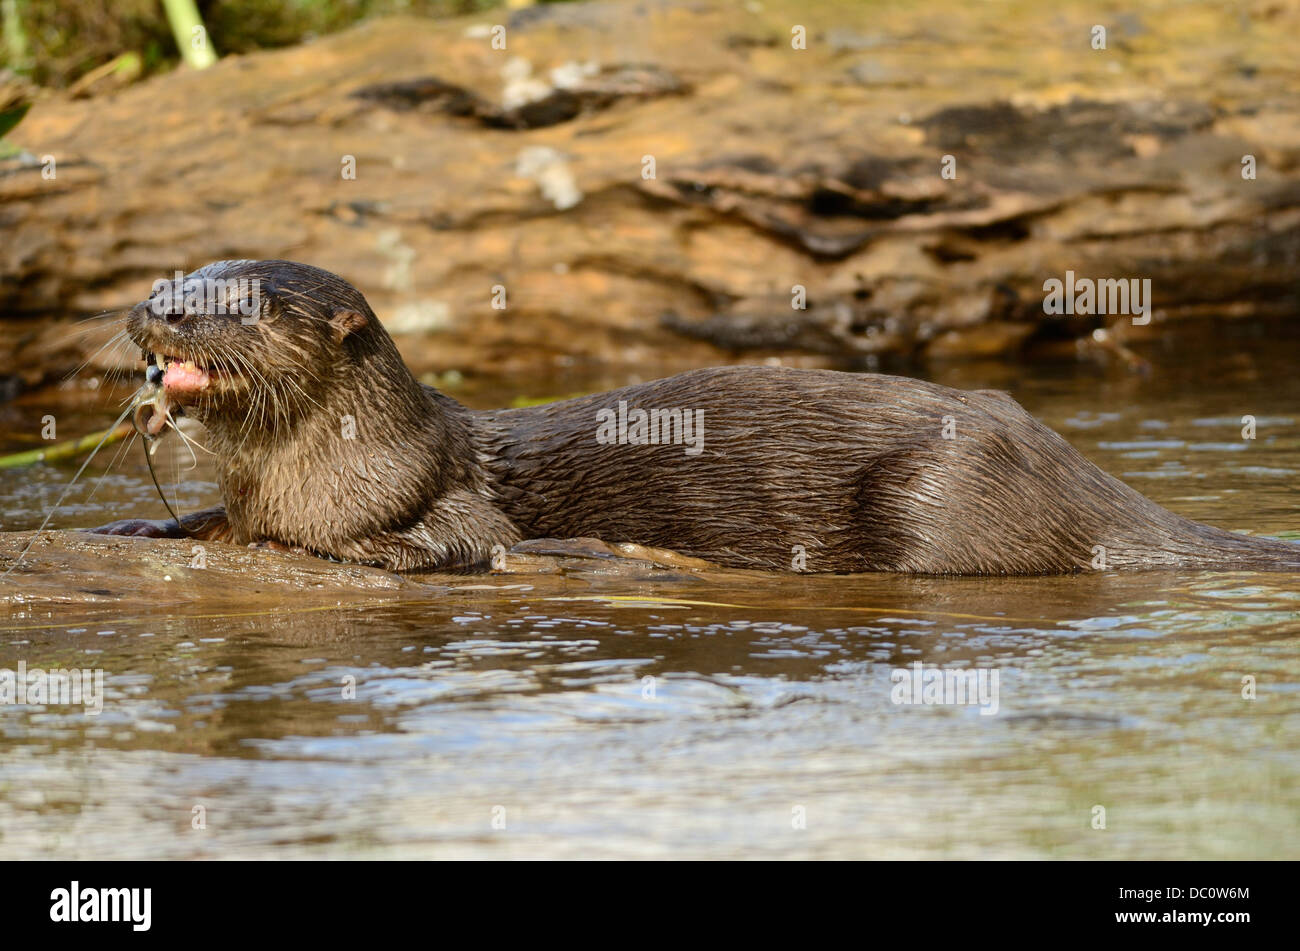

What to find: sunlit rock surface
left=4, top=0, right=1300, bottom=390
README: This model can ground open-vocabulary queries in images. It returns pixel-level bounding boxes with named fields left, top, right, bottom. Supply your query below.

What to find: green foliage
left=0, top=0, right=509, bottom=88
left=0, top=100, right=27, bottom=140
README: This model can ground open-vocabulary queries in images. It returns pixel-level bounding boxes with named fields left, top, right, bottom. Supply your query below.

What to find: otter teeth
left=145, top=352, right=211, bottom=381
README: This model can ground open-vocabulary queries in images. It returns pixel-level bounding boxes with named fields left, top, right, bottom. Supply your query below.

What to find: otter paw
left=85, top=518, right=183, bottom=538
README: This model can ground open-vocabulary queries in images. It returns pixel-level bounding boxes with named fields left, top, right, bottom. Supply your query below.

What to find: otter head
left=126, top=259, right=397, bottom=439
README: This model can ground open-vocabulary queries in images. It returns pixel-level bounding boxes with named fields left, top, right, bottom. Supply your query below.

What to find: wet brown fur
left=99, top=260, right=1300, bottom=575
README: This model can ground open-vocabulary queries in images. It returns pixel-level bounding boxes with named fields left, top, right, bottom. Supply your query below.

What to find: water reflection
left=0, top=320, right=1297, bottom=858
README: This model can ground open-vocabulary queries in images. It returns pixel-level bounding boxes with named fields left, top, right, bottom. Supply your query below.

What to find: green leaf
left=0, top=101, right=29, bottom=140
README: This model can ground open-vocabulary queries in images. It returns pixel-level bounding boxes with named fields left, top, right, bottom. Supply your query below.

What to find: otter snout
left=125, top=298, right=241, bottom=404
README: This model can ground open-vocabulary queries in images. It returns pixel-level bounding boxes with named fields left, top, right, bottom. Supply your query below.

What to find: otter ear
left=330, top=307, right=369, bottom=342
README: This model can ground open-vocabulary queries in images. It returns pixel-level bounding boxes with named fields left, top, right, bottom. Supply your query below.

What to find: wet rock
left=0, top=531, right=414, bottom=610
left=4, top=0, right=1300, bottom=387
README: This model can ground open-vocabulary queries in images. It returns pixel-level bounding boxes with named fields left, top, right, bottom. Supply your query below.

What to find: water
left=1, top=320, right=1297, bottom=859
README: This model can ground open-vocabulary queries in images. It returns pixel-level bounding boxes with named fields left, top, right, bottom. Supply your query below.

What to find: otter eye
left=220, top=293, right=262, bottom=321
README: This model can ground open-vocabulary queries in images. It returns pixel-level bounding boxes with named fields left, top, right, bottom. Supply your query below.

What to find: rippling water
left=1, top=320, right=1297, bottom=858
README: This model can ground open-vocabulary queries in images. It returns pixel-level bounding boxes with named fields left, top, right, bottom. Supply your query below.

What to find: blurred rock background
left=2, top=0, right=1299, bottom=394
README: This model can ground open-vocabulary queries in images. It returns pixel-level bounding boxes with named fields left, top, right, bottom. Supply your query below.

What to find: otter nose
left=134, top=296, right=186, bottom=324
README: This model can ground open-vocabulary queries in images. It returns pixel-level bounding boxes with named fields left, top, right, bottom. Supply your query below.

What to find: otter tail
left=1109, top=510, right=1300, bottom=571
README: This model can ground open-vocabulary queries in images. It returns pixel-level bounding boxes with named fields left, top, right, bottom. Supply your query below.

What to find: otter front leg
left=87, top=505, right=232, bottom=542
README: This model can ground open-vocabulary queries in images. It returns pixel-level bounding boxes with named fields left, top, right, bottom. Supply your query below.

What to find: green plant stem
left=0, top=422, right=132, bottom=469
left=160, top=0, right=217, bottom=70
left=1, top=0, right=29, bottom=69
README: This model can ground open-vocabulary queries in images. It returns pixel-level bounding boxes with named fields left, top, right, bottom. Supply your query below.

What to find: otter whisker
left=221, top=347, right=279, bottom=453
left=151, top=415, right=202, bottom=470
left=80, top=427, right=140, bottom=508
left=65, top=326, right=132, bottom=384
left=3, top=399, right=138, bottom=578
left=67, top=308, right=130, bottom=335
left=169, top=418, right=213, bottom=456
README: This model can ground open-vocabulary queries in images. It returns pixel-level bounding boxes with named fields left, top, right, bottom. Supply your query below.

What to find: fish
left=130, top=362, right=176, bottom=439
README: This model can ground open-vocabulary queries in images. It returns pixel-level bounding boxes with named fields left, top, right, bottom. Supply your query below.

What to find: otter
left=92, top=259, right=1299, bottom=575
